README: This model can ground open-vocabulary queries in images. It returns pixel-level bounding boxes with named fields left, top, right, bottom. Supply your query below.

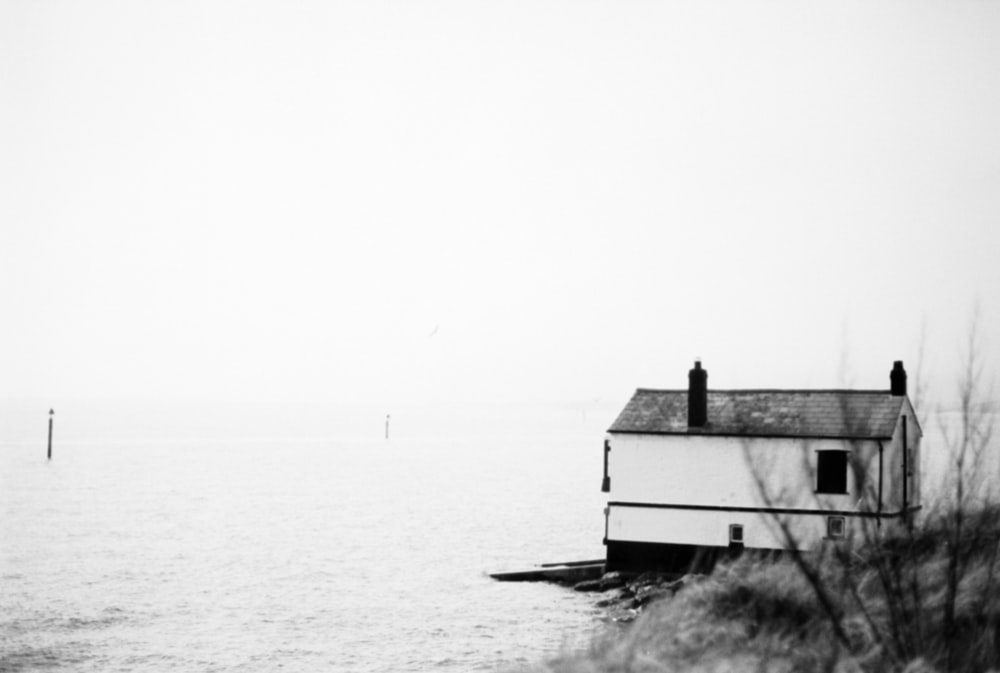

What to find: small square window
left=816, top=450, right=849, bottom=494
left=827, top=516, right=846, bottom=539
left=729, top=524, right=744, bottom=545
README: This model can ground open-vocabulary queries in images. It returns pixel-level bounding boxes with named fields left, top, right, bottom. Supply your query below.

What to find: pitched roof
left=607, top=389, right=906, bottom=439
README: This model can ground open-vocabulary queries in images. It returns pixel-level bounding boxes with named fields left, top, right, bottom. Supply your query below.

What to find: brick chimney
left=688, top=359, right=708, bottom=427
left=890, top=360, right=907, bottom=396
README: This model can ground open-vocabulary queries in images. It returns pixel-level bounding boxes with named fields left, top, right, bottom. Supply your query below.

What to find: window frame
left=827, top=516, right=846, bottom=539
left=729, top=524, right=744, bottom=545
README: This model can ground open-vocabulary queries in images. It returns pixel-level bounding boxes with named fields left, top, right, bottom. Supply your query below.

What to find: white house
left=601, top=360, right=921, bottom=572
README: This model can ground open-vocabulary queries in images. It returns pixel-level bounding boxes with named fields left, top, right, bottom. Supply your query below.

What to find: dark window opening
left=816, top=450, right=849, bottom=494
left=729, top=524, right=744, bottom=546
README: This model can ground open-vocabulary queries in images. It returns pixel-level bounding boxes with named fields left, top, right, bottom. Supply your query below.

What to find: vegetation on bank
left=531, top=505, right=1000, bottom=672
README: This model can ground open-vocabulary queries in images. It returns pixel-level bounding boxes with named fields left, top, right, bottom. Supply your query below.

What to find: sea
left=0, top=399, right=615, bottom=673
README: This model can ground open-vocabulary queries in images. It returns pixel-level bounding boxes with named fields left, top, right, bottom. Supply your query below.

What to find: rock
left=626, top=571, right=674, bottom=594
left=572, top=578, right=605, bottom=592
left=575, top=571, right=632, bottom=592
left=634, top=584, right=673, bottom=606
left=597, top=571, right=628, bottom=591
left=595, top=588, right=635, bottom=609
left=589, top=570, right=707, bottom=620
left=669, top=573, right=706, bottom=593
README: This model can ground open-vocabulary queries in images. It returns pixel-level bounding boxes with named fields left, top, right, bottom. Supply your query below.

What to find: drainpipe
left=902, top=415, right=908, bottom=518
left=877, top=440, right=884, bottom=526
left=601, top=439, right=610, bottom=493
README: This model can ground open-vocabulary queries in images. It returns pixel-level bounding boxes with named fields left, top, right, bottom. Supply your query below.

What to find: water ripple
left=1, top=437, right=606, bottom=672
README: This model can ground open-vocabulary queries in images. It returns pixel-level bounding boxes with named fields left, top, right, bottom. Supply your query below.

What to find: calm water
left=1, top=412, right=611, bottom=672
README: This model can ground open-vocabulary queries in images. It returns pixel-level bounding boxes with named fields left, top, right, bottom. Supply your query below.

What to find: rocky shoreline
left=565, top=570, right=703, bottom=623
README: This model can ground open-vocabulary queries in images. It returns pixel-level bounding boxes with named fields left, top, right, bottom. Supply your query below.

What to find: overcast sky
left=2, top=1, right=998, bottom=416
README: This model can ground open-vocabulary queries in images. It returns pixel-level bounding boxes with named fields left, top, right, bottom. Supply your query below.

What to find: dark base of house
left=605, top=540, right=786, bottom=574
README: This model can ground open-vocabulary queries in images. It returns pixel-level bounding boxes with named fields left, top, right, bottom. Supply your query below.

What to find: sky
left=2, top=0, right=999, bottom=425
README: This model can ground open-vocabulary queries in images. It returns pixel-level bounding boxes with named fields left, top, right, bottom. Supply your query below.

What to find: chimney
left=688, top=359, right=708, bottom=427
left=890, top=360, right=907, bottom=396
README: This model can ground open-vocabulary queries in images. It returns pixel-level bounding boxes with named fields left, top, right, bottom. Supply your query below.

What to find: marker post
left=47, top=409, right=54, bottom=460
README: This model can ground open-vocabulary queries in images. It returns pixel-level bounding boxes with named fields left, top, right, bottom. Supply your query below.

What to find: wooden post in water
left=47, top=408, right=54, bottom=460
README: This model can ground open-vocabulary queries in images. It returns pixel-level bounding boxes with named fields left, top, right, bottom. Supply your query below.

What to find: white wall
left=608, top=433, right=880, bottom=509
left=606, top=505, right=874, bottom=550
left=605, top=432, right=888, bottom=551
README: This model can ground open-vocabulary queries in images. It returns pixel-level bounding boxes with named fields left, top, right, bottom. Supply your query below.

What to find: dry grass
left=527, top=506, right=1000, bottom=673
